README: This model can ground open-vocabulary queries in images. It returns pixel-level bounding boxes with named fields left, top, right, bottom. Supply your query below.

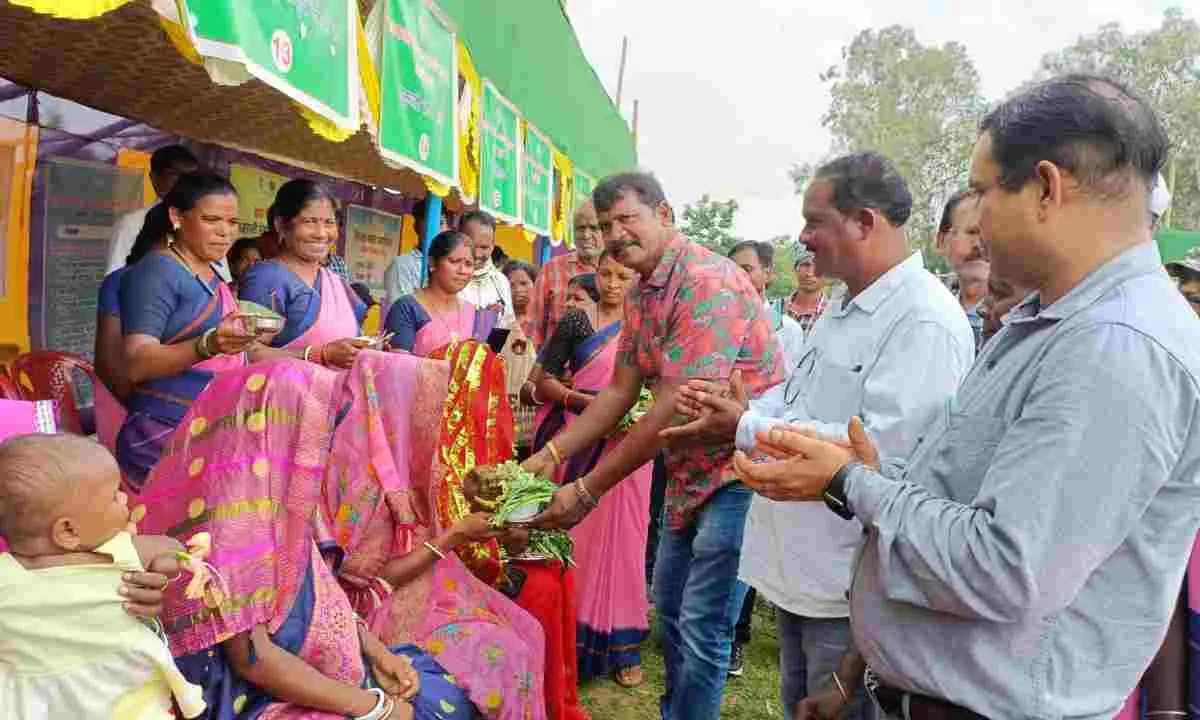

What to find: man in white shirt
left=663, top=152, right=975, bottom=720
left=382, top=197, right=451, bottom=312
left=729, top=240, right=807, bottom=365
left=459, top=210, right=514, bottom=325
left=105, top=145, right=198, bottom=274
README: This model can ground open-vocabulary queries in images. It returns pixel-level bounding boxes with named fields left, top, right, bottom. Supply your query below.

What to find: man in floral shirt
left=525, top=172, right=783, bottom=720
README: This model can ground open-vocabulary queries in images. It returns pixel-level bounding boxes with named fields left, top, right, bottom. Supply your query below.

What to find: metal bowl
left=248, top=315, right=285, bottom=333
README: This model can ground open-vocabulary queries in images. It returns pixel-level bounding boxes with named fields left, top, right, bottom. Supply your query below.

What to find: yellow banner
left=0, top=117, right=38, bottom=361
left=229, top=164, right=288, bottom=237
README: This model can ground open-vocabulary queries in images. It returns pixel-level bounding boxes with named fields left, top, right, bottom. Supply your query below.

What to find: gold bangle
left=423, top=541, right=446, bottom=560
left=546, top=440, right=563, bottom=465
left=831, top=671, right=850, bottom=703
left=302, top=345, right=313, bottom=363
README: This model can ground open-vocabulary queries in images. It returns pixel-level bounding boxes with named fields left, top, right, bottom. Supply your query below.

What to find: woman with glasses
left=238, top=179, right=370, bottom=369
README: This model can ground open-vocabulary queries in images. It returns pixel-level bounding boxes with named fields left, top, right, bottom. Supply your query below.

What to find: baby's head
left=0, top=434, right=129, bottom=555
left=462, top=466, right=506, bottom=514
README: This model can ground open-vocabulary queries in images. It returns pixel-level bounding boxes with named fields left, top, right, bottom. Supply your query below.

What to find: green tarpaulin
left=436, top=0, right=635, bottom=179
left=1157, top=228, right=1200, bottom=263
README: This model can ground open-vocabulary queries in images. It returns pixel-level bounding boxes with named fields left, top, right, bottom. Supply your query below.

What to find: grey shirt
left=846, top=242, right=1200, bottom=719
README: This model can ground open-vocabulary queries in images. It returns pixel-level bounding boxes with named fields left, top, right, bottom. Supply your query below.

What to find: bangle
left=353, top=688, right=391, bottom=720
left=318, top=344, right=329, bottom=366
left=575, top=477, right=599, bottom=509
left=526, top=381, right=545, bottom=407
left=196, top=328, right=217, bottom=359
left=302, top=345, right=313, bottom=363
left=423, top=541, right=446, bottom=560
left=546, top=440, right=563, bottom=465
left=832, top=671, right=850, bottom=703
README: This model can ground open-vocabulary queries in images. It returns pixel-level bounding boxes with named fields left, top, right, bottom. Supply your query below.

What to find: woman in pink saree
left=385, top=231, right=500, bottom=357
left=115, top=173, right=257, bottom=490
left=525, top=255, right=653, bottom=688
left=134, top=353, right=545, bottom=720
left=238, top=179, right=371, bottom=369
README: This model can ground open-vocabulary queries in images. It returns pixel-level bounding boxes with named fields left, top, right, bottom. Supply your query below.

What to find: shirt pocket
left=926, top=412, right=1008, bottom=495
left=803, top=361, right=865, bottom=419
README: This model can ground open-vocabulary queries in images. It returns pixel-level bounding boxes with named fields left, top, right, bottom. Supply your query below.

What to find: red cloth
left=511, top=560, right=589, bottom=720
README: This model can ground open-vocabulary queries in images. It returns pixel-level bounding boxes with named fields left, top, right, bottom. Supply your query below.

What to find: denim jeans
left=728, top=581, right=755, bottom=646
left=777, top=609, right=873, bottom=720
left=653, top=482, right=752, bottom=720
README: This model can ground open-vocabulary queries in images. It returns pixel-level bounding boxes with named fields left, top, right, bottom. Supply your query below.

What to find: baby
left=0, top=433, right=206, bottom=720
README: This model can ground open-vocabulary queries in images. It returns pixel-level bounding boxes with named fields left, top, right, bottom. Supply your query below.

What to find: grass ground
left=579, top=600, right=784, bottom=720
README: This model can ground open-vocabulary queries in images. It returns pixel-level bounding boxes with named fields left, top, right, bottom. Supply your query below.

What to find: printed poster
left=376, top=0, right=458, bottom=186
left=35, top=157, right=143, bottom=357
left=181, top=0, right=359, bottom=130
left=479, top=81, right=521, bottom=224
left=521, top=121, right=553, bottom=236
left=345, top=205, right=403, bottom=300
left=230, top=164, right=288, bottom=236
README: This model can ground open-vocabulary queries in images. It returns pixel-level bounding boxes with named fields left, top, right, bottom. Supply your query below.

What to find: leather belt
left=866, top=672, right=987, bottom=720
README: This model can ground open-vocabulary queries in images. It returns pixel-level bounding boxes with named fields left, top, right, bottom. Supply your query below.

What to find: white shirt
left=736, top=252, right=974, bottom=617
left=106, top=205, right=231, bottom=281
left=106, top=206, right=151, bottom=274
left=765, top=299, right=806, bottom=369
left=383, top=249, right=423, bottom=312
left=460, top=261, right=514, bottom=325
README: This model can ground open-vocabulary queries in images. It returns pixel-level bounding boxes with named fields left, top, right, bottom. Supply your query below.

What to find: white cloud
left=566, top=0, right=1189, bottom=241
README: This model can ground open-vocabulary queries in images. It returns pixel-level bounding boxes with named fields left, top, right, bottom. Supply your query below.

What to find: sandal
left=614, top=665, right=644, bottom=688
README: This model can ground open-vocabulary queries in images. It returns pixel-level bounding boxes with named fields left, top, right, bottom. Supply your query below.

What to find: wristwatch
left=823, top=462, right=861, bottom=520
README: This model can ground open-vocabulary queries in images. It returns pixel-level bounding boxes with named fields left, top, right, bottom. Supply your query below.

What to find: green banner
left=521, top=122, right=553, bottom=236
left=566, top=168, right=595, bottom=250
left=376, top=0, right=458, bottom=186
left=182, top=0, right=358, bottom=130
left=480, top=81, right=521, bottom=224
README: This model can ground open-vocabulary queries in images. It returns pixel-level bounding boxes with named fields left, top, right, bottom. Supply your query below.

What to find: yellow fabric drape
left=456, top=40, right=482, bottom=204
left=8, top=0, right=131, bottom=19
left=551, top=148, right=573, bottom=247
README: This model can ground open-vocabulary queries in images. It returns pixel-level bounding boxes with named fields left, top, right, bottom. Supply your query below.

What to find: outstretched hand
left=659, top=370, right=749, bottom=447
left=733, top=417, right=876, bottom=502
left=530, top=482, right=592, bottom=531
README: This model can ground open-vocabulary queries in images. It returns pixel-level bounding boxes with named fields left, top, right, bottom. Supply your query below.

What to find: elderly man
left=457, top=210, right=513, bottom=325
left=527, top=200, right=606, bottom=346
left=936, top=190, right=989, bottom=349
left=525, top=172, right=783, bottom=720
left=737, top=75, right=1200, bottom=720
left=665, top=152, right=974, bottom=720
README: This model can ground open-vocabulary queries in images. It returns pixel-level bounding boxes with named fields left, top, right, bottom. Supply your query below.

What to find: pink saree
left=413, top=302, right=478, bottom=357
left=282, top=267, right=360, bottom=350
left=135, top=353, right=545, bottom=720
left=558, top=325, right=653, bottom=677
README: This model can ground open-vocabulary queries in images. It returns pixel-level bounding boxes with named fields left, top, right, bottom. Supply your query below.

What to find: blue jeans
left=778, top=609, right=873, bottom=720
left=653, top=482, right=752, bottom=720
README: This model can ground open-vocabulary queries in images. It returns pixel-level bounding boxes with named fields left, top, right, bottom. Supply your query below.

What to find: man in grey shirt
left=736, top=75, right=1200, bottom=720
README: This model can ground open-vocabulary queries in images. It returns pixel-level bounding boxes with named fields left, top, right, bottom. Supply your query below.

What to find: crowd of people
left=2, top=73, right=1200, bottom=720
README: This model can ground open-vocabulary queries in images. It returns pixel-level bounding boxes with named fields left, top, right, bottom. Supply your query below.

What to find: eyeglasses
left=783, top=346, right=822, bottom=405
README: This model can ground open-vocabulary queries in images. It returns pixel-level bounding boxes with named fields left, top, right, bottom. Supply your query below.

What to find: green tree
left=1037, top=7, right=1200, bottom=229
left=679, top=194, right=740, bottom=254
left=792, top=26, right=986, bottom=257
left=765, top=234, right=797, bottom=300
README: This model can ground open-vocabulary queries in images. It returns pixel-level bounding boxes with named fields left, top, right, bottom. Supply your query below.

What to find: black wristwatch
left=823, top=462, right=861, bottom=520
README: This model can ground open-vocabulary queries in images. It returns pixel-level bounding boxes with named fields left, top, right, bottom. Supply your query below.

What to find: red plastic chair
left=11, top=351, right=100, bottom=435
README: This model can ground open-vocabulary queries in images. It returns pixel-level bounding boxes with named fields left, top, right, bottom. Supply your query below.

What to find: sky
left=565, top=0, right=1190, bottom=242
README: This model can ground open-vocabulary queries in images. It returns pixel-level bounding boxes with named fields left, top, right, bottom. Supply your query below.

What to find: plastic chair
left=11, top=351, right=100, bottom=435
left=0, top=369, right=20, bottom=400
